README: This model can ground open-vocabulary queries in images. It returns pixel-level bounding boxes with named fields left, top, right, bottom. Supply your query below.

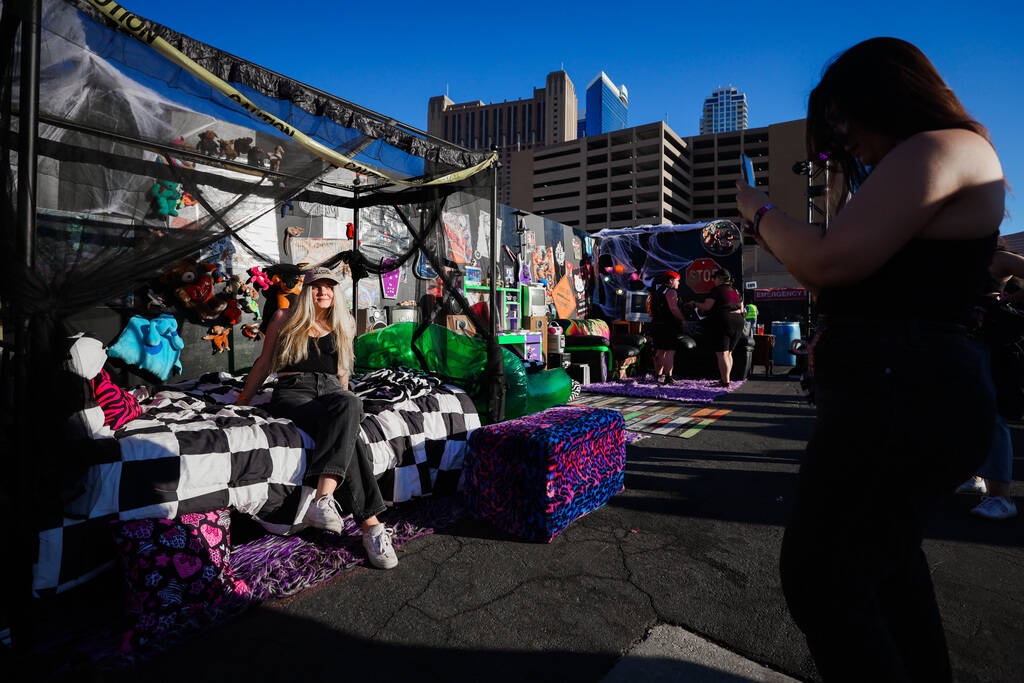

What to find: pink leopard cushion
left=91, top=369, right=143, bottom=430
left=111, top=509, right=250, bottom=652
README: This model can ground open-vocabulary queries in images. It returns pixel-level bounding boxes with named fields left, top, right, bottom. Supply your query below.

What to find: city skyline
left=118, top=0, right=1024, bottom=233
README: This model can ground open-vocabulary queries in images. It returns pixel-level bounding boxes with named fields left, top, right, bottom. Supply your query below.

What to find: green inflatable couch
left=354, top=323, right=572, bottom=422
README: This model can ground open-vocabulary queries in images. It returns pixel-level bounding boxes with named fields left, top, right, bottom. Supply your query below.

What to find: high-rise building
left=509, top=118, right=813, bottom=233
left=509, top=121, right=692, bottom=231
left=427, top=71, right=577, bottom=205
left=584, top=72, right=628, bottom=138
left=699, top=86, right=748, bottom=135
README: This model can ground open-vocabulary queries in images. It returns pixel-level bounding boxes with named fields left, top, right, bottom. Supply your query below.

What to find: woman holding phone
left=736, top=38, right=1003, bottom=680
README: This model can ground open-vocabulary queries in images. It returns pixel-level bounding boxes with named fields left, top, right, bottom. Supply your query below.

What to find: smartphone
left=740, top=154, right=755, bottom=186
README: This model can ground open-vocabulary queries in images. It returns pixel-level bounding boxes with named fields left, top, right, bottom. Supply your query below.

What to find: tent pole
left=485, top=159, right=505, bottom=422
left=16, top=0, right=38, bottom=269
left=12, top=0, right=40, bottom=656
left=489, top=164, right=498, bottom=338
left=351, top=183, right=360, bottom=324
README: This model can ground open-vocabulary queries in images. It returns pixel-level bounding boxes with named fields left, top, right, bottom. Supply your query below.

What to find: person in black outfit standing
left=646, top=270, right=687, bottom=384
left=736, top=38, right=1003, bottom=680
left=691, top=268, right=745, bottom=386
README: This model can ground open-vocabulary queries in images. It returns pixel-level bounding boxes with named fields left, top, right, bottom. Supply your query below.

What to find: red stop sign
left=685, top=257, right=722, bottom=294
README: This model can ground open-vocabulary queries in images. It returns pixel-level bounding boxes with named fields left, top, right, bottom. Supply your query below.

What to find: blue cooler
left=771, top=322, right=801, bottom=367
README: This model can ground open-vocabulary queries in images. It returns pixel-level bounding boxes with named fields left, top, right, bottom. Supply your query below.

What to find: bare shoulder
left=264, top=308, right=292, bottom=340
left=993, top=249, right=1024, bottom=278
left=903, top=129, right=1003, bottom=179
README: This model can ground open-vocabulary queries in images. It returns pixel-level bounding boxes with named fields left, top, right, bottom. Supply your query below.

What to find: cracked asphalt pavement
left=117, top=374, right=1023, bottom=682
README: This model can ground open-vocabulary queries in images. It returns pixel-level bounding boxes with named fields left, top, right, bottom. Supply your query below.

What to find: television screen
left=625, top=291, right=651, bottom=321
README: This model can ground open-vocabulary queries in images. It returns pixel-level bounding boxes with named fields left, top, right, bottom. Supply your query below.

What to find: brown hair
left=807, top=37, right=992, bottom=209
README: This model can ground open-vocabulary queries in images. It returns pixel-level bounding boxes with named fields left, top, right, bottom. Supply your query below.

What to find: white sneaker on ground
left=362, top=524, right=399, bottom=569
left=955, top=477, right=987, bottom=495
left=305, top=495, right=346, bottom=534
left=971, top=496, right=1018, bottom=520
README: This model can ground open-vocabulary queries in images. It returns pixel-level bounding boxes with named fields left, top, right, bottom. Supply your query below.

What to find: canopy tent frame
left=0, top=0, right=503, bottom=655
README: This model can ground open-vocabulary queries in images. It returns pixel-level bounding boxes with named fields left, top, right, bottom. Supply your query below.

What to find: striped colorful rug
left=570, top=393, right=731, bottom=439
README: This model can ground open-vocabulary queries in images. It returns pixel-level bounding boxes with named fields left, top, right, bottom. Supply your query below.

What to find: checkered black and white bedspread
left=33, top=370, right=480, bottom=597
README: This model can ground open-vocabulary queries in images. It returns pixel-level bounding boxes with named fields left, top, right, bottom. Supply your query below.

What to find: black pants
left=780, top=323, right=995, bottom=681
left=268, top=372, right=386, bottom=523
left=708, top=310, right=745, bottom=352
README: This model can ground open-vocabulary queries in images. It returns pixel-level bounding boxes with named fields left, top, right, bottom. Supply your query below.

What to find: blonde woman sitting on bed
left=236, top=266, right=397, bottom=569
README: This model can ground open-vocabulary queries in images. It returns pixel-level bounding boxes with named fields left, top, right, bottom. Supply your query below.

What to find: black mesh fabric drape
left=1, top=0, right=496, bottom=366
left=0, top=0, right=498, bottom=522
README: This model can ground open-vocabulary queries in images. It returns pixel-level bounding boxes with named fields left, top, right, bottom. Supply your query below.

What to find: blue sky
left=124, top=0, right=1024, bottom=232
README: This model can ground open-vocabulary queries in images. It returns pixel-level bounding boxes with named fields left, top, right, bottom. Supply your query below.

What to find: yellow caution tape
left=86, top=0, right=495, bottom=186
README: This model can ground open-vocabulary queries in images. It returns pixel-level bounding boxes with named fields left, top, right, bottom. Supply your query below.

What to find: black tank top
left=278, top=333, right=338, bottom=375
left=649, top=284, right=677, bottom=325
left=816, top=233, right=997, bottom=324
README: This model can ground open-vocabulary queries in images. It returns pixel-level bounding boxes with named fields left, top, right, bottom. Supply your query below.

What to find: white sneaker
left=305, top=495, right=346, bottom=534
left=955, top=477, right=987, bottom=495
left=971, top=496, right=1019, bottom=520
left=362, top=524, right=398, bottom=569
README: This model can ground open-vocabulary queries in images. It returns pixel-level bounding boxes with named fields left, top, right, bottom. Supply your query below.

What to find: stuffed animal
left=238, top=283, right=259, bottom=300
left=222, top=274, right=244, bottom=296
left=254, top=264, right=303, bottom=331
left=222, top=298, right=243, bottom=325
left=196, top=130, right=219, bottom=156
left=165, top=137, right=196, bottom=169
left=268, top=264, right=303, bottom=310
left=145, top=288, right=167, bottom=312
left=171, top=136, right=197, bottom=154
left=267, top=145, right=285, bottom=172
left=257, top=264, right=304, bottom=331
left=149, top=181, right=181, bottom=217
left=233, top=137, right=253, bottom=155
left=167, top=262, right=230, bottom=322
left=247, top=146, right=269, bottom=168
left=109, top=314, right=184, bottom=381
left=218, top=138, right=238, bottom=160
left=202, top=261, right=228, bottom=283
left=242, top=293, right=261, bottom=320
left=247, top=266, right=272, bottom=292
left=207, top=237, right=236, bottom=279
left=177, top=192, right=198, bottom=209
left=241, top=323, right=264, bottom=341
left=203, top=325, right=231, bottom=353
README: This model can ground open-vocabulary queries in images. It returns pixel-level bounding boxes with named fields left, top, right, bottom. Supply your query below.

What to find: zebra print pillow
left=91, top=369, right=143, bottom=430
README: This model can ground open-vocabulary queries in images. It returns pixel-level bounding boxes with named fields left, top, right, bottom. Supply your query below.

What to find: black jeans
left=268, top=372, right=386, bottom=523
left=780, top=322, right=996, bottom=682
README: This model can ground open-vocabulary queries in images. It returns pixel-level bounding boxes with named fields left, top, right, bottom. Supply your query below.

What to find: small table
left=752, top=334, right=775, bottom=376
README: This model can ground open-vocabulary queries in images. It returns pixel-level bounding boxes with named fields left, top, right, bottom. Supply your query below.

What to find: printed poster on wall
left=566, top=262, right=588, bottom=317
left=477, top=210, right=491, bottom=259
left=288, top=238, right=351, bottom=269
left=552, top=274, right=577, bottom=319
left=442, top=211, right=472, bottom=264
left=531, top=246, right=556, bottom=285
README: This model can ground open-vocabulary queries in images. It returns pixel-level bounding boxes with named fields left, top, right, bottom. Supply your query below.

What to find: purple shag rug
left=233, top=497, right=465, bottom=600
left=623, top=431, right=646, bottom=445
left=64, top=498, right=465, bottom=674
left=582, top=377, right=744, bottom=403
